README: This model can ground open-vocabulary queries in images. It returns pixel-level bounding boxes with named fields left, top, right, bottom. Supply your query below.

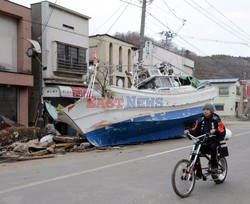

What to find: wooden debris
left=18, top=154, right=54, bottom=161
left=26, top=139, right=47, bottom=150
left=53, top=136, right=85, bottom=144
left=30, top=149, right=50, bottom=156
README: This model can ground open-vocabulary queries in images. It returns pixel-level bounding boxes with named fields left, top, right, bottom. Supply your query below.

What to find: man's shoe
left=195, top=170, right=203, bottom=180
left=210, top=167, right=218, bottom=174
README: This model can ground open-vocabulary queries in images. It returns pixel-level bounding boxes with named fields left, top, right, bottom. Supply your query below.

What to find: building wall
left=31, top=1, right=89, bottom=84
left=134, top=41, right=194, bottom=76
left=211, top=82, right=241, bottom=116
left=41, top=3, right=89, bottom=80
left=0, top=13, right=17, bottom=71
left=90, top=35, right=134, bottom=88
left=0, top=0, right=33, bottom=125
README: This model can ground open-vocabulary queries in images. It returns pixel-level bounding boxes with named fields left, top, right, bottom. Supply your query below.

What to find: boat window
left=149, top=69, right=160, bottom=76
left=154, top=77, right=172, bottom=88
left=170, top=78, right=180, bottom=87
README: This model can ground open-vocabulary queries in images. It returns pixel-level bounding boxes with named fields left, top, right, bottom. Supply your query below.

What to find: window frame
left=219, top=87, right=229, bottom=96
left=57, top=42, right=87, bottom=72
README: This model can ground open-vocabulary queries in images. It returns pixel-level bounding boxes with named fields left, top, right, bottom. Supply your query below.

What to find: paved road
left=0, top=121, right=249, bottom=204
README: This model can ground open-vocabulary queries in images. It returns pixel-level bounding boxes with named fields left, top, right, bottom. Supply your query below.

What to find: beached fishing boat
left=57, top=68, right=216, bottom=146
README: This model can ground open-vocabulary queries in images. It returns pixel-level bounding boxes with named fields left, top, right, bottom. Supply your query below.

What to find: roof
left=31, top=1, right=91, bottom=20
left=90, top=34, right=134, bottom=46
left=200, top=78, right=239, bottom=84
left=7, top=0, right=31, bottom=10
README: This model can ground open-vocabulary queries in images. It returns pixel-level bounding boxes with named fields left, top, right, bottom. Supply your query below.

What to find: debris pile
left=0, top=116, right=93, bottom=162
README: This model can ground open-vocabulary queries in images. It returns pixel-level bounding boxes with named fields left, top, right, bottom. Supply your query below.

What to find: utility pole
left=138, top=0, right=147, bottom=64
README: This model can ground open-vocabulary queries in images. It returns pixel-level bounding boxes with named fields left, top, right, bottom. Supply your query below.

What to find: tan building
left=89, top=34, right=134, bottom=88
left=0, top=0, right=33, bottom=125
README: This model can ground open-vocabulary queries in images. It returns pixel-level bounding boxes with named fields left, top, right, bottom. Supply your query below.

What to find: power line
left=160, top=0, right=168, bottom=27
left=106, top=0, right=132, bottom=33
left=120, top=0, right=142, bottom=9
left=190, top=0, right=250, bottom=42
left=162, top=0, right=184, bottom=22
left=179, top=35, right=249, bottom=46
left=183, top=0, right=250, bottom=46
left=92, top=2, right=127, bottom=35
left=121, top=0, right=207, bottom=55
left=204, top=0, right=250, bottom=39
left=161, top=1, right=248, bottom=55
left=161, top=0, right=187, bottom=34
left=22, top=17, right=136, bottom=49
left=42, top=0, right=58, bottom=35
left=146, top=11, right=209, bottom=56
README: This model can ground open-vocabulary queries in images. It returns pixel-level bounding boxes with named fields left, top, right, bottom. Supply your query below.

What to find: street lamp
left=26, top=39, right=47, bottom=70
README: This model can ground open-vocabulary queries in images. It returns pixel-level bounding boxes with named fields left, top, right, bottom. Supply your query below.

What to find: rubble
left=0, top=126, right=44, bottom=146
left=0, top=117, right=93, bottom=162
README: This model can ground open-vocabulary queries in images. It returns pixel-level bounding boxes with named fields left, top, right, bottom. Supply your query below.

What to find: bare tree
left=95, top=64, right=112, bottom=98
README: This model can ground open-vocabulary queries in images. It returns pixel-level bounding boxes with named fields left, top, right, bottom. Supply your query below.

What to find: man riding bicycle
left=184, top=103, right=226, bottom=176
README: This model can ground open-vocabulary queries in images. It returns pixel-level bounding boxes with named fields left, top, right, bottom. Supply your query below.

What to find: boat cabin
left=138, top=75, right=180, bottom=90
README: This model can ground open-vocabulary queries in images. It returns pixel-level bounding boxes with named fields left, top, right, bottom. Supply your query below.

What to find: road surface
left=0, top=120, right=249, bottom=204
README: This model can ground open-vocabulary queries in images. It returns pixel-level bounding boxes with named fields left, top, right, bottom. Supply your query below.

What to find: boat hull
left=84, top=106, right=203, bottom=146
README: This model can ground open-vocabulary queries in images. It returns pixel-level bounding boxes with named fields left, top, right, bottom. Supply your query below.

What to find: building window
left=109, top=43, right=113, bottom=73
left=236, top=86, right=240, bottom=96
left=219, top=87, right=229, bottom=95
left=118, top=46, right=122, bottom=72
left=62, top=24, right=74, bottom=30
left=57, top=42, right=87, bottom=73
left=215, top=105, right=224, bottom=111
left=128, top=49, right=131, bottom=72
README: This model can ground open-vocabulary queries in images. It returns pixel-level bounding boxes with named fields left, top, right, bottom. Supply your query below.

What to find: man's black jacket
left=189, top=113, right=226, bottom=144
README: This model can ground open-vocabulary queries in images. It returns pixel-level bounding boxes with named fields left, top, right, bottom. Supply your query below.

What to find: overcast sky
left=11, top=0, right=250, bottom=57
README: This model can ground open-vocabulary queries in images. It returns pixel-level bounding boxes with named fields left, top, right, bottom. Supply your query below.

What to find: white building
left=202, top=78, right=241, bottom=117
left=30, top=1, right=90, bottom=128
left=31, top=1, right=90, bottom=86
left=134, top=41, right=195, bottom=76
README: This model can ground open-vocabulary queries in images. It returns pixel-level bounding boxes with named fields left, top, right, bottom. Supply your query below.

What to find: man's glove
left=204, top=133, right=211, bottom=142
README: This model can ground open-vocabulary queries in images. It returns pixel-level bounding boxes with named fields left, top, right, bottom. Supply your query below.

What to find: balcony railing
left=57, top=58, right=87, bottom=74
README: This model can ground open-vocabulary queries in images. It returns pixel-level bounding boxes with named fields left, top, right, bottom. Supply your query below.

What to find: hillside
left=186, top=55, right=250, bottom=80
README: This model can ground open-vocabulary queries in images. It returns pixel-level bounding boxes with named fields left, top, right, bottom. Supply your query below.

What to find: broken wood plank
left=30, top=149, right=50, bottom=156
left=18, top=154, right=54, bottom=161
left=51, top=143, right=75, bottom=149
left=26, top=139, right=47, bottom=150
left=53, top=136, right=85, bottom=144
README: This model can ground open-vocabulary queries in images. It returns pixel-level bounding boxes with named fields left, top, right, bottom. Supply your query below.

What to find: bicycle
left=171, top=133, right=229, bottom=198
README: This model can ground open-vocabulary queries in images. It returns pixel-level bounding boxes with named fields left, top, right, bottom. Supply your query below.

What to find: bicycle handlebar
left=186, top=133, right=216, bottom=142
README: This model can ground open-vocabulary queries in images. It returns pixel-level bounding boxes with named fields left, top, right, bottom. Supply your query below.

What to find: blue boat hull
left=84, top=106, right=203, bottom=146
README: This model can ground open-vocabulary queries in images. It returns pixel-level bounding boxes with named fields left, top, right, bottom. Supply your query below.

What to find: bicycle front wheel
left=171, top=159, right=196, bottom=198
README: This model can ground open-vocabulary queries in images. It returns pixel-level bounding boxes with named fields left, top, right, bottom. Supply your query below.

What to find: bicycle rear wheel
left=171, top=159, right=196, bottom=198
